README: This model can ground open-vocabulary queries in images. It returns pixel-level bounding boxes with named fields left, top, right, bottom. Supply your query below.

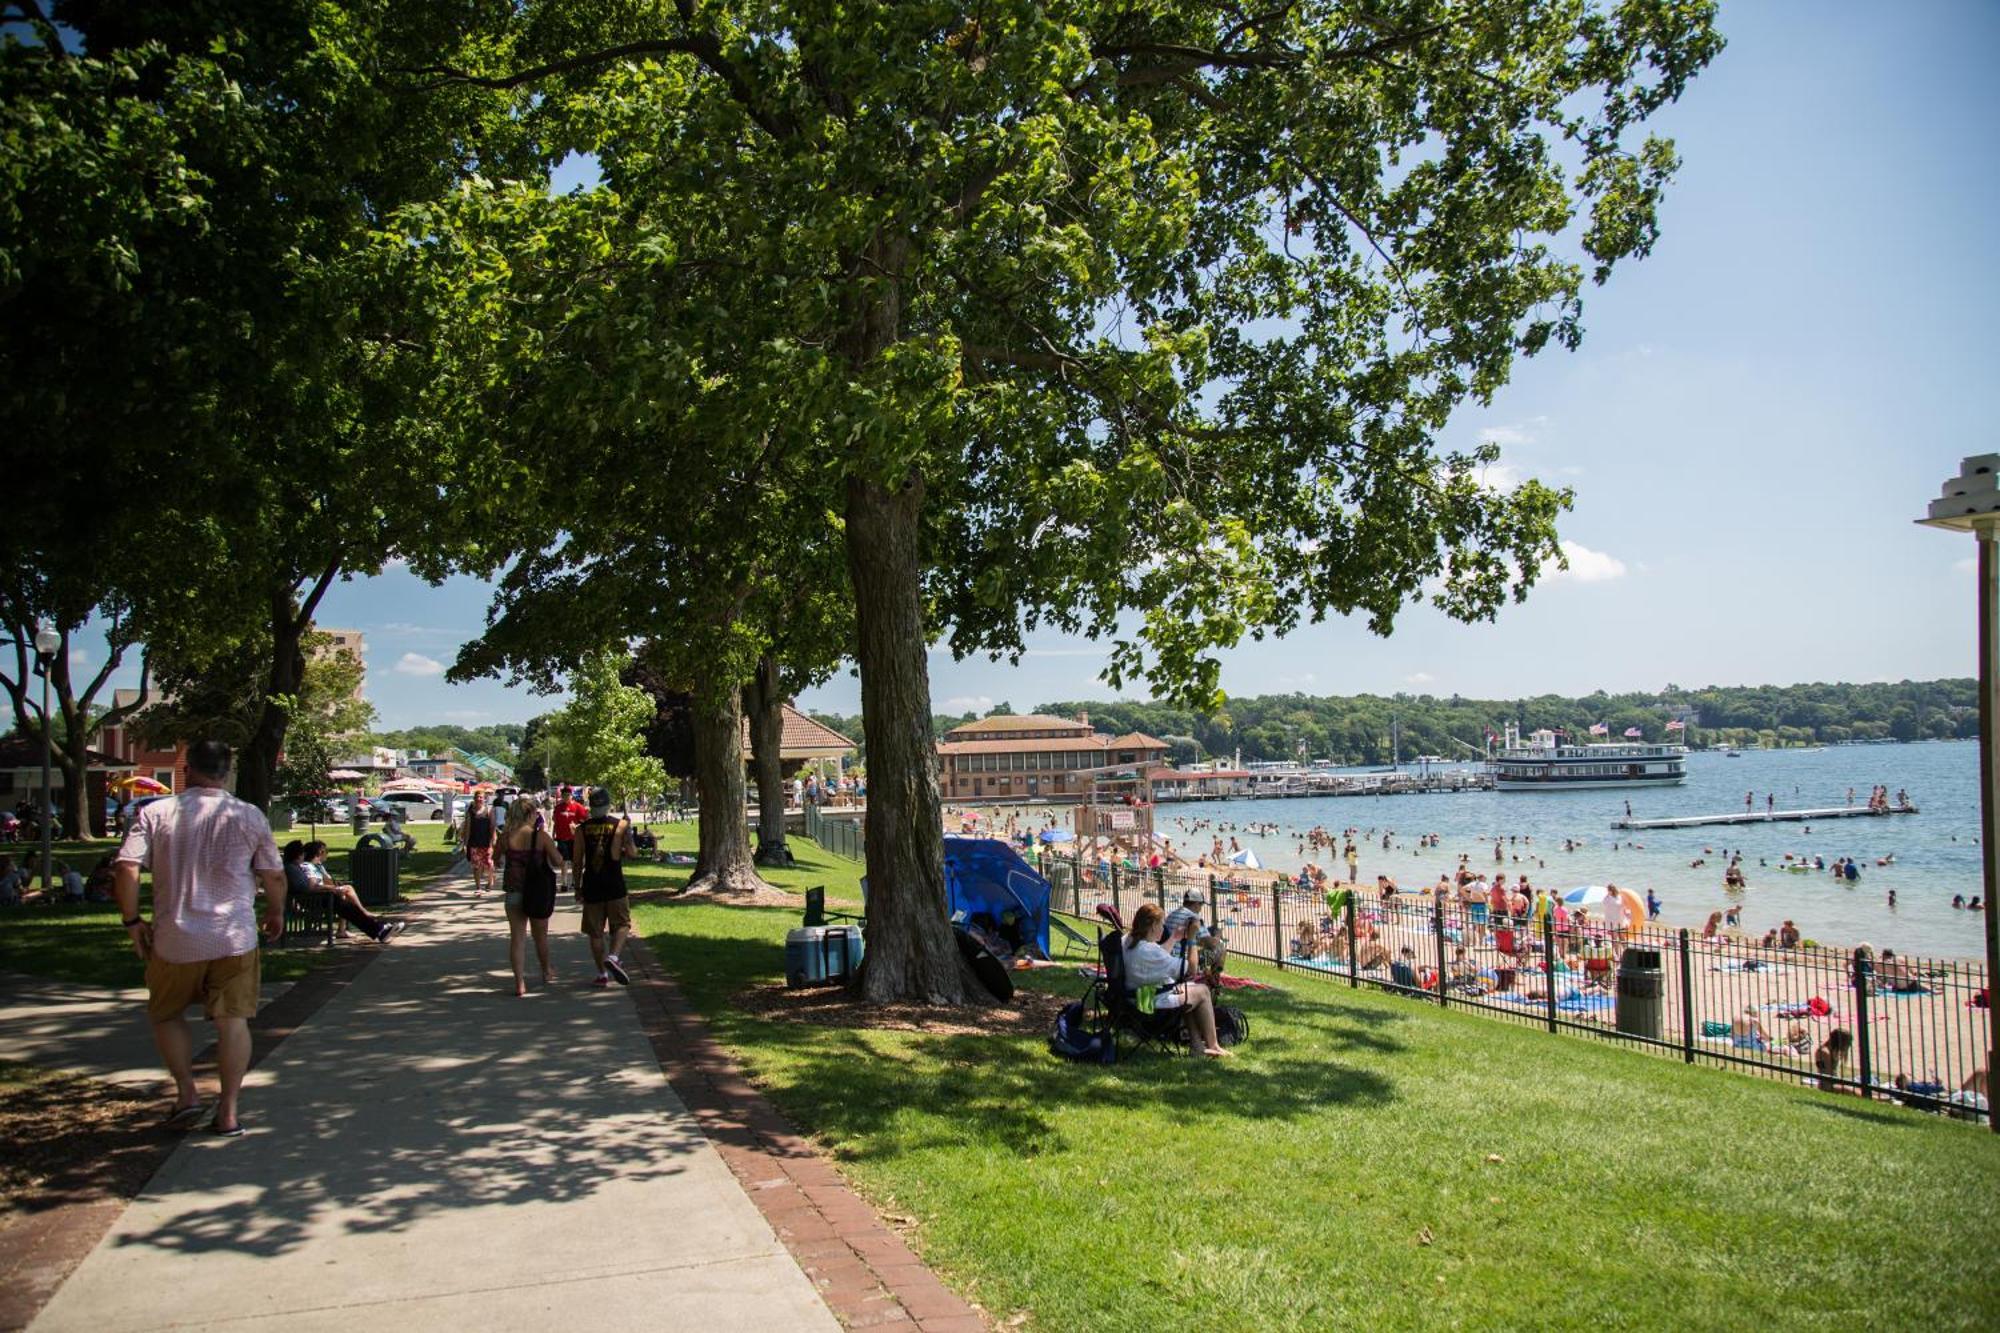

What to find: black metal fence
left=803, top=804, right=865, bottom=863
left=1030, top=850, right=1990, bottom=1124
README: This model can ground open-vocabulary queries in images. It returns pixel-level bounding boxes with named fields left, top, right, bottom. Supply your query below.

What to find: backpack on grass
left=1050, top=1001, right=1115, bottom=1064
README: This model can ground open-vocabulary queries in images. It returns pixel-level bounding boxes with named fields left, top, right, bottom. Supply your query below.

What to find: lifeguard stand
left=1072, top=763, right=1156, bottom=863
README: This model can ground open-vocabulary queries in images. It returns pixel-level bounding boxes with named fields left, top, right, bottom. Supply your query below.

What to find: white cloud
left=1477, top=462, right=1524, bottom=492
left=1405, top=671, right=1436, bottom=685
left=1478, top=425, right=1534, bottom=447
left=1543, top=540, right=1628, bottom=584
left=942, top=695, right=993, bottom=714
left=1955, top=556, right=1977, bottom=575
left=68, top=647, right=89, bottom=665
left=393, top=652, right=445, bottom=677
left=1276, top=672, right=1318, bottom=689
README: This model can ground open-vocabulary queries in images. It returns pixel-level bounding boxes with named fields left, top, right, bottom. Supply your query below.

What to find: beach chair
left=1048, top=911, right=1095, bottom=960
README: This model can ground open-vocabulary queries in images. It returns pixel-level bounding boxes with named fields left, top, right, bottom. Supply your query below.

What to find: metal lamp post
left=33, top=622, right=59, bottom=896
left=1917, top=455, right=2000, bottom=1132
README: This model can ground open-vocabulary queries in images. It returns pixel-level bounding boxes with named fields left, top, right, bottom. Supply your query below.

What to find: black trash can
left=1615, top=946, right=1664, bottom=1040
left=351, top=833, right=402, bottom=907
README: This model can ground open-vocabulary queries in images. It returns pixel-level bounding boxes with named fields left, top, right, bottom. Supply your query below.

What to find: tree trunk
left=237, top=590, right=306, bottom=812
left=745, top=652, right=792, bottom=867
left=843, top=471, right=970, bottom=1004
left=683, top=682, right=776, bottom=898
left=43, top=624, right=148, bottom=836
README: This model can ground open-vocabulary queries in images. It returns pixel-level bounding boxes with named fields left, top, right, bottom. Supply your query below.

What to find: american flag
left=1664, top=719, right=1686, bottom=731
left=1623, top=726, right=1644, bottom=738
left=1588, top=723, right=1609, bottom=736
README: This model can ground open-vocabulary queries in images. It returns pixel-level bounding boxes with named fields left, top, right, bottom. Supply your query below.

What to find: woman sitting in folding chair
left=1122, top=903, right=1233, bottom=1059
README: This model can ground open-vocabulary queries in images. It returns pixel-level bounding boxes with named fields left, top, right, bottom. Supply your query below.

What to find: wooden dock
left=1613, top=805, right=1918, bottom=831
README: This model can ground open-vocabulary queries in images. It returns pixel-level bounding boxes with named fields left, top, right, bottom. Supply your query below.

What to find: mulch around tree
left=0, top=1063, right=166, bottom=1216
left=731, top=978, right=1070, bottom=1037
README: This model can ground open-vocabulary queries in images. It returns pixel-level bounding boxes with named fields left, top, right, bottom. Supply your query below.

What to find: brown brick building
left=936, top=714, right=1168, bottom=802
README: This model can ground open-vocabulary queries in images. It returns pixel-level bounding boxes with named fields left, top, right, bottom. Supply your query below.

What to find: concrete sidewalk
left=30, top=879, right=839, bottom=1332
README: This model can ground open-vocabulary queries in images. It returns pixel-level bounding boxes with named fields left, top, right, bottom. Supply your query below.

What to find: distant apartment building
left=936, top=714, right=1168, bottom=802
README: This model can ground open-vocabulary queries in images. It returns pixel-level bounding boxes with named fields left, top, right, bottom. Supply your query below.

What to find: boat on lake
left=1490, top=726, right=1689, bottom=791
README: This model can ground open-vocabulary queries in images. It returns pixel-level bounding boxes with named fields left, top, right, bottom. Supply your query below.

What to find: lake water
left=1154, top=740, right=1988, bottom=960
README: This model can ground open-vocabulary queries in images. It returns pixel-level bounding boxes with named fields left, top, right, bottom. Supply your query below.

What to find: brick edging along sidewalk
left=619, top=935, right=987, bottom=1333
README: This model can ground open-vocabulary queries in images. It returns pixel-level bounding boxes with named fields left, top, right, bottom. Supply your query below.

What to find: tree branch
left=394, top=33, right=796, bottom=140
left=294, top=556, right=343, bottom=633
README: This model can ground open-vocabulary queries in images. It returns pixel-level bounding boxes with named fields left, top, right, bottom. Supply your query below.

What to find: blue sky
left=58, top=1, right=2000, bottom=729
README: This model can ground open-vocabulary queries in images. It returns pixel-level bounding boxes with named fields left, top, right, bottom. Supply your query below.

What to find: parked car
left=373, top=791, right=445, bottom=821
left=290, top=796, right=348, bottom=822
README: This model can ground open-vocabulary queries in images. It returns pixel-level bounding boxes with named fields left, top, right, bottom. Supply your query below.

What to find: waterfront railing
left=1032, top=853, right=1989, bottom=1121
left=793, top=824, right=1988, bottom=1122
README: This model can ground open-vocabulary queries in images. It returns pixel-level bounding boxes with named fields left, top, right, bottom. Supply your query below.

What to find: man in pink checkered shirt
left=114, top=740, right=286, bottom=1137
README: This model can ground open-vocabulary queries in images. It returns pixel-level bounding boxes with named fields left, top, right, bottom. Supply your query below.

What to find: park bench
left=281, top=888, right=337, bottom=947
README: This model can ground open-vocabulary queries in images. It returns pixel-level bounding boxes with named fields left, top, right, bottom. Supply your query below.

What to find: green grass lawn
left=618, top=820, right=865, bottom=903
left=633, top=872, right=2000, bottom=1330
left=0, top=827, right=463, bottom=989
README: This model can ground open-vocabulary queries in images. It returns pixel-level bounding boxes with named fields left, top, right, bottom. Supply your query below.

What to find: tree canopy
left=396, top=0, right=1719, bottom=1001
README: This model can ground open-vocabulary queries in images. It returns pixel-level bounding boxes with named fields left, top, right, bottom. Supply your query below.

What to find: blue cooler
left=785, top=926, right=864, bottom=988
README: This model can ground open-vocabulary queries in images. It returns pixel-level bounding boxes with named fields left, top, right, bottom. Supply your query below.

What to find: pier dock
left=1613, top=805, right=1918, bottom=831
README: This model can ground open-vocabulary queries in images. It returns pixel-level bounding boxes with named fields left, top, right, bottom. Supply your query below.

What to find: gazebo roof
left=741, top=705, right=856, bottom=760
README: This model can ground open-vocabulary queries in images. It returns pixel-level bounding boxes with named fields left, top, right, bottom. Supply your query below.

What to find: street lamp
left=1917, top=455, right=2000, bottom=1132
left=32, top=622, right=59, bottom=898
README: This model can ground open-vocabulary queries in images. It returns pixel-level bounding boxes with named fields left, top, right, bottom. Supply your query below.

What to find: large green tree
left=407, top=0, right=1720, bottom=1002
left=3, top=2, right=522, bottom=810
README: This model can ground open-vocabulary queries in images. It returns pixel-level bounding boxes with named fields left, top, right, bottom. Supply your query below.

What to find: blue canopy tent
left=943, top=835, right=1052, bottom=957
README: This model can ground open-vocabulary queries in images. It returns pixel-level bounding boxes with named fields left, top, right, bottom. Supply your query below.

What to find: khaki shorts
left=581, top=897, right=632, bottom=936
left=146, top=949, right=260, bottom=1023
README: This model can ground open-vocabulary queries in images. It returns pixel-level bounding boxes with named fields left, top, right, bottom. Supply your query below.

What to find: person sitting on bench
left=1121, top=902, right=1232, bottom=1059
left=284, top=841, right=404, bottom=944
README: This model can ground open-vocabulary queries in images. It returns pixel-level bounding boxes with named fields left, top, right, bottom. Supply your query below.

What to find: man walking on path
left=551, top=785, right=588, bottom=891
left=574, top=788, right=634, bottom=986
left=112, top=740, right=284, bottom=1137
left=459, top=791, right=499, bottom=892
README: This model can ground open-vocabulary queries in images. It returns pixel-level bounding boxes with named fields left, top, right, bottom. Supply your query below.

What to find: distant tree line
left=798, top=679, right=1972, bottom=769
left=1027, top=679, right=1977, bottom=765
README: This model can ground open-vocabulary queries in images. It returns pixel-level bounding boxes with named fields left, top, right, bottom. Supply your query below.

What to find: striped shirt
left=116, top=786, right=280, bottom=963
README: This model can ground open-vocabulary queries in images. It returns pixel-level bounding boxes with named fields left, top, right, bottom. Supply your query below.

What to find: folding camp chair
left=1084, top=930, right=1191, bottom=1059
left=803, top=885, right=864, bottom=930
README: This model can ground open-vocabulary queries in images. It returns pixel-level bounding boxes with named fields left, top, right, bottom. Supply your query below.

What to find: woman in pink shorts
left=459, top=793, right=498, bottom=892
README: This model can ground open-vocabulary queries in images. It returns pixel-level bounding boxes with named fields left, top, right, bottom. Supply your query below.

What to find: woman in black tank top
left=499, top=800, right=564, bottom=996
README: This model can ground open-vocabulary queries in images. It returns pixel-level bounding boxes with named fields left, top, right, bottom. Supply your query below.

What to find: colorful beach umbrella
left=113, top=774, right=169, bottom=795
left=1559, top=884, right=1645, bottom=933
left=1037, top=827, right=1073, bottom=843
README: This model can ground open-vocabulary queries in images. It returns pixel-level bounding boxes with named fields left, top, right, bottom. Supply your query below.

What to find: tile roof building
left=742, top=705, right=857, bottom=766
left=936, top=713, right=1168, bottom=802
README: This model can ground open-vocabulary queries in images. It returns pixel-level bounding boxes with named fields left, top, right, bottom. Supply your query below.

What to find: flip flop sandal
left=207, top=1119, right=246, bottom=1138
left=162, top=1103, right=206, bottom=1131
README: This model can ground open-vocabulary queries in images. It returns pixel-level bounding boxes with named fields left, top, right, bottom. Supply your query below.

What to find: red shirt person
left=551, top=788, right=589, bottom=881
